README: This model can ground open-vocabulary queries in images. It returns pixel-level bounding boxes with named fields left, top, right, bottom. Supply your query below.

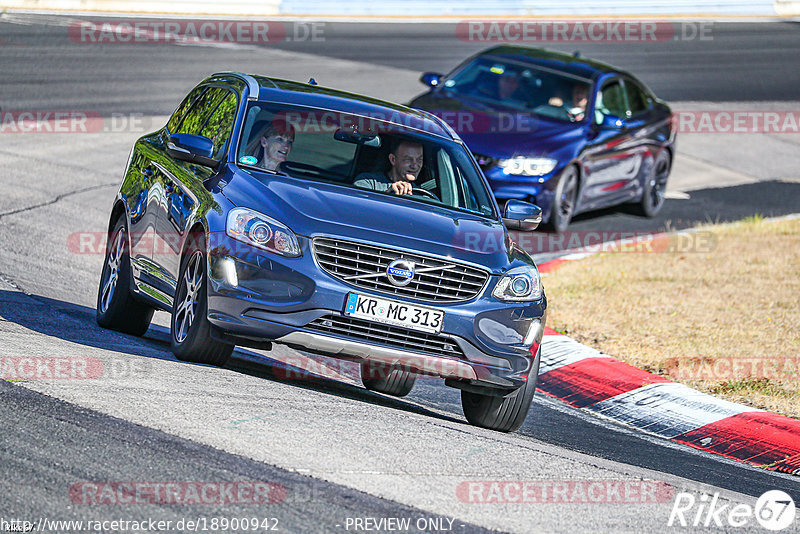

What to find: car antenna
left=308, top=78, right=318, bottom=85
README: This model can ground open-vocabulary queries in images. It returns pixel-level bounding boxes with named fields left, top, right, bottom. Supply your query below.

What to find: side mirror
left=598, top=114, right=627, bottom=130
left=420, top=72, right=443, bottom=88
left=167, top=133, right=219, bottom=168
left=503, top=200, right=542, bottom=232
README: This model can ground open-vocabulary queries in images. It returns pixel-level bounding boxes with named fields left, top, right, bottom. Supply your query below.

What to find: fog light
left=220, top=257, right=239, bottom=287
left=523, top=319, right=543, bottom=347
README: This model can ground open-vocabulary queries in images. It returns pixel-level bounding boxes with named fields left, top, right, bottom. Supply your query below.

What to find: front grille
left=471, top=152, right=497, bottom=172
left=312, top=237, right=488, bottom=303
left=307, top=314, right=465, bottom=359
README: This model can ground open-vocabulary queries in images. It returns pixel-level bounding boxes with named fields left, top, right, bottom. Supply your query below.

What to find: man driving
left=354, top=140, right=424, bottom=196
left=548, top=83, right=590, bottom=120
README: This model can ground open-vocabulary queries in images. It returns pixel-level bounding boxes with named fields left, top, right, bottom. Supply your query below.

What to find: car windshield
left=442, top=57, right=593, bottom=122
left=235, top=103, right=497, bottom=218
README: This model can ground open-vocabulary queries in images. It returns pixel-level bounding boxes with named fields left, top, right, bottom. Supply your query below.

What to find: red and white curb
left=535, top=234, right=800, bottom=475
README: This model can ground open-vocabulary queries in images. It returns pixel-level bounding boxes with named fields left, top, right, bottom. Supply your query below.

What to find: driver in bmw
left=354, top=140, right=423, bottom=196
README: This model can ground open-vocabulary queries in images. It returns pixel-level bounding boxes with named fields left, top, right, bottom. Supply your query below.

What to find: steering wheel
left=411, top=187, right=440, bottom=201
left=559, top=104, right=586, bottom=122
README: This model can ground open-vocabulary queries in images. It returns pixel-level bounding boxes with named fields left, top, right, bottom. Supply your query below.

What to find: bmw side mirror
left=598, top=114, right=627, bottom=130
left=420, top=72, right=443, bottom=88
left=167, top=133, right=219, bottom=168
left=503, top=200, right=542, bottom=232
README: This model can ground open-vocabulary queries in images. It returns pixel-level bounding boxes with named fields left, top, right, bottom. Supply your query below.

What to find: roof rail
left=416, top=109, right=459, bottom=140
left=211, top=72, right=260, bottom=101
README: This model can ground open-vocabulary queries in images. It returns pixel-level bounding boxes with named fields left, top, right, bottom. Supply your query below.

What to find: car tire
left=546, top=165, right=579, bottom=233
left=96, top=217, right=154, bottom=336
left=460, top=347, right=540, bottom=432
left=361, top=361, right=417, bottom=397
left=170, top=235, right=233, bottom=366
left=635, top=149, right=671, bottom=217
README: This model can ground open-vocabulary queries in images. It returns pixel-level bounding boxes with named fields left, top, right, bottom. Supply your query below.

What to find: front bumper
left=205, top=237, right=547, bottom=390
left=485, top=166, right=558, bottom=223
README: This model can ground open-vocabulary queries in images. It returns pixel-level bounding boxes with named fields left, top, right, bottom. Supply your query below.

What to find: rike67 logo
left=668, top=490, right=796, bottom=531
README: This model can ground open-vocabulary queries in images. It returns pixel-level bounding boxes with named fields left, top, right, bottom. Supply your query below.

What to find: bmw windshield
left=441, top=57, right=593, bottom=123
left=235, top=102, right=498, bottom=219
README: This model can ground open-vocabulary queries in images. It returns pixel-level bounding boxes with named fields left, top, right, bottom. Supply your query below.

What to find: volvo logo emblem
left=386, top=259, right=415, bottom=287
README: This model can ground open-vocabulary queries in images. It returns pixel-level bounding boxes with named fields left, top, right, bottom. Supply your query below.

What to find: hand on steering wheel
left=411, top=187, right=440, bottom=201
left=388, top=180, right=414, bottom=196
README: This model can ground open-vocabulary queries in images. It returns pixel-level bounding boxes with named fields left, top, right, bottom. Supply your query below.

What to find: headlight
left=498, top=157, right=557, bottom=177
left=492, top=265, right=542, bottom=301
left=226, top=208, right=300, bottom=257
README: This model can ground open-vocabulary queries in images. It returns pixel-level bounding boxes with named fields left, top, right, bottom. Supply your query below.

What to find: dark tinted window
left=595, top=81, right=627, bottom=123
left=167, top=86, right=207, bottom=133
left=176, top=87, right=226, bottom=136
left=442, top=57, right=592, bottom=122
left=236, top=103, right=497, bottom=218
left=626, top=80, right=650, bottom=116
left=200, top=91, right=239, bottom=160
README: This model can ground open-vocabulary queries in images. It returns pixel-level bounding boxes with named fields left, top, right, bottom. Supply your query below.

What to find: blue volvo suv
left=96, top=73, right=546, bottom=432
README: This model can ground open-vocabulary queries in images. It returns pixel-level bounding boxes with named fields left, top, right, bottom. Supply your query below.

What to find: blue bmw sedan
left=96, top=73, right=547, bottom=432
left=410, top=46, right=677, bottom=231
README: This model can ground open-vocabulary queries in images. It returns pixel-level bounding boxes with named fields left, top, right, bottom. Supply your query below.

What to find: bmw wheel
left=96, top=217, right=154, bottom=336
left=547, top=165, right=579, bottom=233
left=170, top=236, right=233, bottom=366
left=636, top=149, right=671, bottom=217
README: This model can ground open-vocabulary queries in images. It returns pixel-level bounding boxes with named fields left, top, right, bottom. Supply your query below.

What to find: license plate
left=344, top=293, right=444, bottom=334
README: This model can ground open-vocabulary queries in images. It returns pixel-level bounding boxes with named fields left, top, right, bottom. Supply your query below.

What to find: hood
left=410, top=91, right=584, bottom=159
left=221, top=168, right=521, bottom=273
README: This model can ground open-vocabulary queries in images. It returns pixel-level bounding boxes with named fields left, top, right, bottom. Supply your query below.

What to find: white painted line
left=586, top=382, right=759, bottom=439
left=539, top=335, right=612, bottom=374
left=664, top=191, right=691, bottom=199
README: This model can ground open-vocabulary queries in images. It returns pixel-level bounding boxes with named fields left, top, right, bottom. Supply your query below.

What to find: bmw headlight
left=498, top=157, right=557, bottom=177
left=492, top=265, right=542, bottom=301
left=226, top=208, right=301, bottom=257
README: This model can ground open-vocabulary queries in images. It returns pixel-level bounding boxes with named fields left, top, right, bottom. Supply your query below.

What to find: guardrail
left=0, top=0, right=793, bottom=16
left=279, top=0, right=778, bottom=16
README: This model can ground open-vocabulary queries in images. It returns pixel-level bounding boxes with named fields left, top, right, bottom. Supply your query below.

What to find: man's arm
left=354, top=172, right=391, bottom=191
left=353, top=172, right=413, bottom=195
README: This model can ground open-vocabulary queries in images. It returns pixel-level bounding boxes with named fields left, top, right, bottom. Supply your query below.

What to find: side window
left=625, top=80, right=651, bottom=116
left=167, top=86, right=207, bottom=134
left=595, top=81, right=627, bottom=124
left=176, top=87, right=226, bottom=136
left=200, top=90, right=239, bottom=160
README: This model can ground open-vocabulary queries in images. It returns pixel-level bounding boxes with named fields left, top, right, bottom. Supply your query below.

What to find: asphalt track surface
left=1, top=14, right=800, bottom=533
